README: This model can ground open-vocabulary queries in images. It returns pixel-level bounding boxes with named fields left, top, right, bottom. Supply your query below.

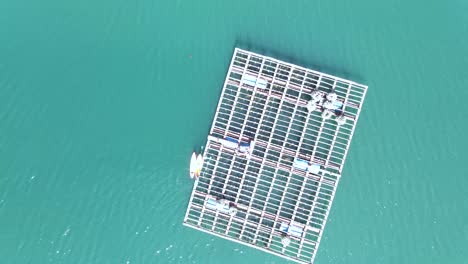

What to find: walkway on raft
left=183, top=48, right=368, bottom=264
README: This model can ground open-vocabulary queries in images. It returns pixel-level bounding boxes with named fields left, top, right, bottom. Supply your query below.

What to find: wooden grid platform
left=183, top=48, right=368, bottom=263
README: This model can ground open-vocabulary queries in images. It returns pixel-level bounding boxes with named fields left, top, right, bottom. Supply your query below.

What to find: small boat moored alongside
left=189, top=152, right=204, bottom=179
left=189, top=152, right=197, bottom=179
left=195, top=154, right=203, bottom=177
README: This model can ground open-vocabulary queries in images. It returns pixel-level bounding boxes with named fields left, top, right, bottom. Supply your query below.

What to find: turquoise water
left=1, top=0, right=467, bottom=263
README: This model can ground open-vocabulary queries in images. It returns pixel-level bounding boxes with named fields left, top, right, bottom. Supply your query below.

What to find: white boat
left=189, top=152, right=197, bottom=178
left=195, top=154, right=203, bottom=177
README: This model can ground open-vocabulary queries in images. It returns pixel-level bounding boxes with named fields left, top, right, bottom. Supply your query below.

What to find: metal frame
left=183, top=48, right=368, bottom=264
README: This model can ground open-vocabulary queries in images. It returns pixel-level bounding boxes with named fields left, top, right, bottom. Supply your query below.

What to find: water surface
left=1, top=0, right=467, bottom=263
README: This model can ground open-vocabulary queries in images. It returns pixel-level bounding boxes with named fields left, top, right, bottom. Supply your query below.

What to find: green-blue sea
left=1, top=0, right=467, bottom=263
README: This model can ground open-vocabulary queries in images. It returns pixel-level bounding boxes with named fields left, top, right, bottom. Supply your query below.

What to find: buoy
left=326, top=92, right=337, bottom=102
left=281, top=236, right=291, bottom=247
left=311, top=90, right=322, bottom=102
left=336, top=114, right=346, bottom=125
left=306, top=100, right=316, bottom=112
left=322, top=109, right=333, bottom=120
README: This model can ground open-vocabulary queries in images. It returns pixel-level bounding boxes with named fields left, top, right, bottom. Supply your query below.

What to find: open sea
left=1, top=0, right=467, bottom=263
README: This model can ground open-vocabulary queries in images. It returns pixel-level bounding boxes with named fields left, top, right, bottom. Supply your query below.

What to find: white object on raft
left=279, top=222, right=304, bottom=238
left=311, top=90, right=322, bottom=102
left=241, top=74, right=268, bottom=89
left=322, top=99, right=343, bottom=110
left=281, top=236, right=291, bottom=247
left=239, top=141, right=253, bottom=153
left=205, top=196, right=237, bottom=216
left=306, top=100, right=317, bottom=113
left=292, top=158, right=321, bottom=174
left=326, top=92, right=338, bottom=102
left=208, top=135, right=238, bottom=149
left=207, top=135, right=255, bottom=156
left=322, top=109, right=333, bottom=120
left=335, top=114, right=347, bottom=125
